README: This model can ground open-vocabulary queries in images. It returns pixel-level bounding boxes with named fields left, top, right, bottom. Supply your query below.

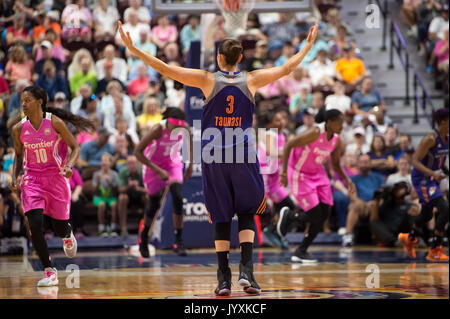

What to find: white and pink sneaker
left=63, top=231, right=77, bottom=258
left=37, top=267, right=58, bottom=287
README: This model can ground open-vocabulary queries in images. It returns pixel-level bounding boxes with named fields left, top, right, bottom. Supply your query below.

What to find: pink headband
left=168, top=117, right=185, bottom=126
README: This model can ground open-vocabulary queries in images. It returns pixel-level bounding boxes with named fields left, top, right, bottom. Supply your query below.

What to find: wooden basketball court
left=0, top=246, right=447, bottom=299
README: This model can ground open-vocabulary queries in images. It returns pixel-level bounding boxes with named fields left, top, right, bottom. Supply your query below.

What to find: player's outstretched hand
left=118, top=21, right=134, bottom=51
left=183, top=164, right=193, bottom=180
left=306, top=21, right=319, bottom=45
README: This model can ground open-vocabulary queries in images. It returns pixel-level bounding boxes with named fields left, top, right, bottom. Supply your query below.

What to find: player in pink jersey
left=10, top=86, right=93, bottom=287
left=134, top=107, right=193, bottom=258
left=257, top=109, right=296, bottom=249
left=278, top=108, right=355, bottom=263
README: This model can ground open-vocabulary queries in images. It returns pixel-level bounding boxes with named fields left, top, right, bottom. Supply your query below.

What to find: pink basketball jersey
left=20, top=112, right=68, bottom=175
left=143, top=120, right=184, bottom=179
left=288, top=126, right=338, bottom=175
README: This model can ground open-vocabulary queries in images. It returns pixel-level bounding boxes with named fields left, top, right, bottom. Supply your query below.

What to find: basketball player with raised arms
left=278, top=109, right=356, bottom=263
left=118, top=20, right=319, bottom=296
left=134, top=107, right=193, bottom=258
left=402, top=108, right=448, bottom=262
left=10, top=86, right=94, bottom=287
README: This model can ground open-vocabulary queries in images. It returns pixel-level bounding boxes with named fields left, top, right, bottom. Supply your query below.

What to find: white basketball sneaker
left=63, top=231, right=77, bottom=258
left=37, top=267, right=58, bottom=287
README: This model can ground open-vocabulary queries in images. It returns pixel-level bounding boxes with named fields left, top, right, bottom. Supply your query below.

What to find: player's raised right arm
left=247, top=21, right=318, bottom=94
left=117, top=21, right=214, bottom=97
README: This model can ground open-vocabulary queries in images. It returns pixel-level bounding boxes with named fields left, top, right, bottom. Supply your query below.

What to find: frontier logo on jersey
left=23, top=141, right=54, bottom=149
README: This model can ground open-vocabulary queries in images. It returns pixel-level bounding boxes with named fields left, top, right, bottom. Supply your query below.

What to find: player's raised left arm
left=247, top=22, right=318, bottom=94
left=52, top=115, right=80, bottom=178
left=117, top=21, right=214, bottom=97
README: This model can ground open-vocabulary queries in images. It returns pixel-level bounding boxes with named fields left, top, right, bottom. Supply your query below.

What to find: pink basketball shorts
left=144, top=165, right=183, bottom=195
left=288, top=170, right=333, bottom=212
left=21, top=173, right=71, bottom=220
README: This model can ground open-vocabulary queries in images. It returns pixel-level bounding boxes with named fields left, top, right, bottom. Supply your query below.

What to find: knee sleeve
left=170, top=183, right=183, bottom=215
left=214, top=222, right=231, bottom=241
left=434, top=197, right=449, bottom=233
left=26, top=209, right=44, bottom=233
left=238, top=214, right=255, bottom=232
left=146, top=194, right=162, bottom=220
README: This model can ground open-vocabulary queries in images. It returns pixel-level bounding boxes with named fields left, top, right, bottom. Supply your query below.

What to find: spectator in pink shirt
left=34, top=29, right=66, bottom=64
left=69, top=167, right=86, bottom=238
left=127, top=63, right=149, bottom=101
left=4, top=45, right=34, bottom=85
left=151, top=15, right=178, bottom=50
left=434, top=28, right=449, bottom=74
left=61, top=0, right=93, bottom=43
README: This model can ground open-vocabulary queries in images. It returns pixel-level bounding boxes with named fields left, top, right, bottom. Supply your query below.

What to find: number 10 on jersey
left=34, top=149, right=48, bottom=163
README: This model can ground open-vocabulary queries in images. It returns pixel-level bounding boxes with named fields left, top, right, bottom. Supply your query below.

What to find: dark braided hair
left=161, top=107, right=187, bottom=121
left=22, top=86, right=95, bottom=132
left=315, top=108, right=343, bottom=132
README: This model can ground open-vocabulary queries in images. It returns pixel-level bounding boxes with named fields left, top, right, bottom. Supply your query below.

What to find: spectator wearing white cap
left=34, top=40, right=64, bottom=81
left=53, top=92, right=69, bottom=110
left=345, top=126, right=371, bottom=156
left=33, top=29, right=66, bottom=64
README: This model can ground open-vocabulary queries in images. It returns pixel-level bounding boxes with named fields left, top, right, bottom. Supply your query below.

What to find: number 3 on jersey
left=226, top=95, right=234, bottom=114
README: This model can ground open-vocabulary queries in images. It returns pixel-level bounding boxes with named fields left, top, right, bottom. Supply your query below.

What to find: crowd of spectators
left=0, top=0, right=447, bottom=249
left=401, top=0, right=449, bottom=106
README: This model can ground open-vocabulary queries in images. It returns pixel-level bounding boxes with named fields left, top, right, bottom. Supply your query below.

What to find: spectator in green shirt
left=118, top=155, right=148, bottom=238
left=70, top=56, right=97, bottom=96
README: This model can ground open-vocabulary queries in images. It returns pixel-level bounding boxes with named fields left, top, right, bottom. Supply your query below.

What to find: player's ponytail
left=162, top=107, right=187, bottom=121
left=23, top=86, right=94, bottom=132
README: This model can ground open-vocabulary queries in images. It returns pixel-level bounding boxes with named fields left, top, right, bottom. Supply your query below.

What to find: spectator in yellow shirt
left=137, top=96, right=163, bottom=136
left=335, top=45, right=366, bottom=95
